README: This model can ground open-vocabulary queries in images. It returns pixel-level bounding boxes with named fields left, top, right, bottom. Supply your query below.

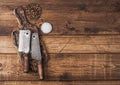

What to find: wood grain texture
left=0, top=81, right=120, bottom=85
left=0, top=53, right=120, bottom=80
left=0, top=0, right=120, bottom=82
left=0, top=36, right=119, bottom=80
left=0, top=36, right=120, bottom=54
left=0, top=54, right=39, bottom=80
left=45, top=54, right=120, bottom=80
left=0, top=0, right=120, bottom=35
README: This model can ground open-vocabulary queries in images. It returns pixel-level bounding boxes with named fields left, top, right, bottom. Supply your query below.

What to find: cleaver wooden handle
left=23, top=53, right=29, bottom=73
left=38, top=60, right=43, bottom=79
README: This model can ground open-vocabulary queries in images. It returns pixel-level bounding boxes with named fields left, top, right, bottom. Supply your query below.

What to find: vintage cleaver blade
left=31, top=33, right=43, bottom=79
left=31, top=33, right=42, bottom=60
left=18, top=30, right=31, bottom=53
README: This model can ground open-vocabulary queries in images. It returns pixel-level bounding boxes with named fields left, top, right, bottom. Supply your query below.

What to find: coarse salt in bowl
left=41, top=22, right=52, bottom=34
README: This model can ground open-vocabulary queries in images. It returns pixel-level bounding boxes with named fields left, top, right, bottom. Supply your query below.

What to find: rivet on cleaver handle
left=18, top=30, right=31, bottom=53
left=31, top=33, right=43, bottom=79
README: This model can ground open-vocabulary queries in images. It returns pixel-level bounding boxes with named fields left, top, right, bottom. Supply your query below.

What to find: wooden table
left=0, top=0, right=120, bottom=84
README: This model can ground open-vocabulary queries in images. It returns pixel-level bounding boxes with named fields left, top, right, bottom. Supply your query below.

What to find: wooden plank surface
left=0, top=53, right=120, bottom=80
left=0, top=36, right=120, bottom=53
left=0, top=35, right=119, bottom=80
left=0, top=54, right=39, bottom=80
left=0, top=0, right=120, bottom=35
left=0, top=81, right=120, bottom=85
left=45, top=54, right=120, bottom=80
left=0, top=0, right=119, bottom=82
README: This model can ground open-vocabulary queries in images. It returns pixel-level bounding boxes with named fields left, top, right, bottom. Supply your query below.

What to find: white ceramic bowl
left=41, top=22, right=52, bottom=34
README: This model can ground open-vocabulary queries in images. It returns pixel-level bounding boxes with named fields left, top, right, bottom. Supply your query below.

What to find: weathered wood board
left=0, top=53, right=120, bottom=80
left=1, top=36, right=120, bottom=54
left=0, top=36, right=120, bottom=80
left=0, top=0, right=120, bottom=35
left=0, top=81, right=120, bottom=85
left=0, top=0, right=119, bottom=84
